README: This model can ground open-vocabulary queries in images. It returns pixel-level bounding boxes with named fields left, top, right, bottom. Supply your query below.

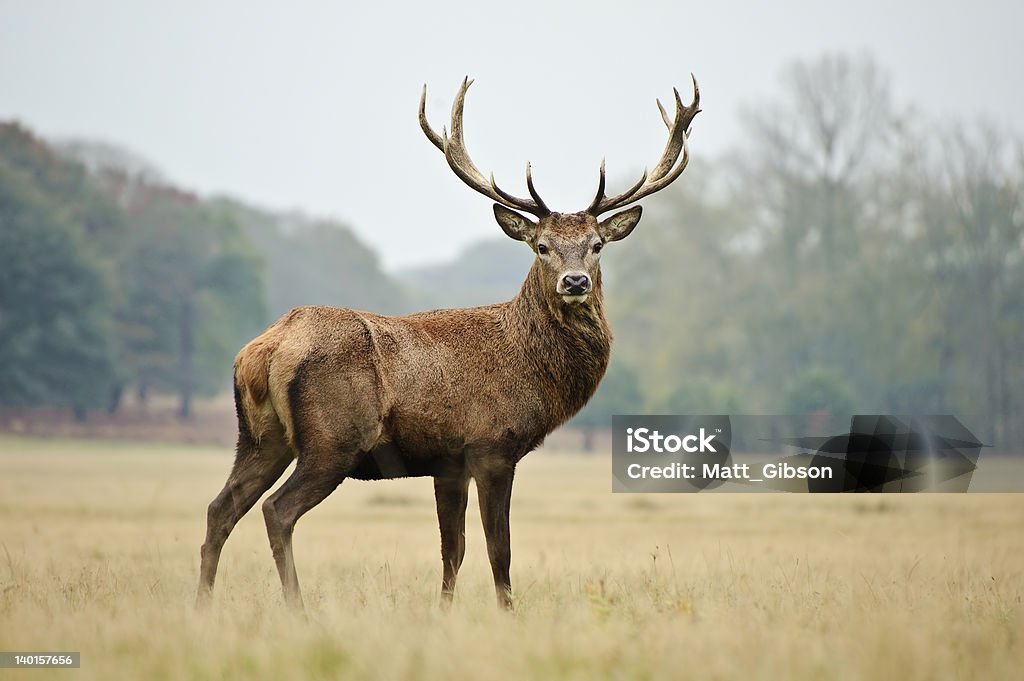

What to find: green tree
left=0, top=142, right=117, bottom=415
left=98, top=174, right=266, bottom=419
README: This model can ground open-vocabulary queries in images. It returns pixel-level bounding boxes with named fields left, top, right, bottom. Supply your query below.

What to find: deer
left=196, top=75, right=700, bottom=610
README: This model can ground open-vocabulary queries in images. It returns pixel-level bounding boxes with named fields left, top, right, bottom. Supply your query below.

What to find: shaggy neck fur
left=501, top=260, right=612, bottom=428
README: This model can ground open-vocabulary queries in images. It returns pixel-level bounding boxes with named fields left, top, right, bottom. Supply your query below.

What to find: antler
left=420, top=77, right=550, bottom=218
left=587, top=74, right=701, bottom=216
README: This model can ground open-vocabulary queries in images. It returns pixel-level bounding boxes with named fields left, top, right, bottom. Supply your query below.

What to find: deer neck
left=503, top=261, right=612, bottom=424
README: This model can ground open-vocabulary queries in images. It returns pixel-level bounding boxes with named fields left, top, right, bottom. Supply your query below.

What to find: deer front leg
left=434, top=473, right=470, bottom=606
left=472, top=459, right=516, bottom=610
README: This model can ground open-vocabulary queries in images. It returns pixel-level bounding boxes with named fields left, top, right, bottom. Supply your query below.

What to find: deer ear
left=493, top=204, right=536, bottom=242
left=598, top=206, right=642, bottom=242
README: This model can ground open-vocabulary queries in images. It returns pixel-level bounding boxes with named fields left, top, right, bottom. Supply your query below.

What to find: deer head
left=419, top=76, right=701, bottom=305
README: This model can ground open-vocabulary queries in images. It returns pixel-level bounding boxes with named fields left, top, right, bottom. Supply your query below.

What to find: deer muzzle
left=558, top=272, right=592, bottom=300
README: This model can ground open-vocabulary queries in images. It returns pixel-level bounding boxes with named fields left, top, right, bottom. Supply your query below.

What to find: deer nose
left=561, top=273, right=591, bottom=296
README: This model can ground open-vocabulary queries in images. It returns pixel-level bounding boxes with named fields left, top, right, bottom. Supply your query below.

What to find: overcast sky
left=2, top=0, right=1021, bottom=270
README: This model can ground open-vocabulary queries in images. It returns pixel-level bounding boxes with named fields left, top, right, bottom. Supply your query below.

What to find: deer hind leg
left=471, top=456, right=516, bottom=610
left=197, top=428, right=293, bottom=606
left=261, top=453, right=351, bottom=610
left=434, top=473, right=470, bottom=606
left=262, top=364, right=381, bottom=610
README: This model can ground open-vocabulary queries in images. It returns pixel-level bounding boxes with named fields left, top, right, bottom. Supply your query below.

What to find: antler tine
left=421, top=77, right=550, bottom=217
left=588, top=74, right=701, bottom=216
left=587, top=163, right=650, bottom=215
left=488, top=170, right=533, bottom=211
left=419, top=84, right=445, bottom=152
left=586, top=159, right=607, bottom=214
left=525, top=162, right=549, bottom=214
left=657, top=99, right=671, bottom=129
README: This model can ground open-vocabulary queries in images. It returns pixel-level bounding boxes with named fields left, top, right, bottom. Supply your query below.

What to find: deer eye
left=593, top=242, right=603, bottom=254
left=537, top=243, right=549, bottom=255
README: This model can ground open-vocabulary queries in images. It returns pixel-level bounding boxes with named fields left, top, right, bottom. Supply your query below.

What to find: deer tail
left=233, top=337, right=277, bottom=447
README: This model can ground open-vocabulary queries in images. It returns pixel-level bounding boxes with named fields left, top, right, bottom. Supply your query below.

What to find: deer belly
left=348, top=441, right=464, bottom=480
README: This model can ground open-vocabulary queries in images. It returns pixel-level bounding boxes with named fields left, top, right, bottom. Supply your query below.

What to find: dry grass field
left=1, top=435, right=1022, bottom=680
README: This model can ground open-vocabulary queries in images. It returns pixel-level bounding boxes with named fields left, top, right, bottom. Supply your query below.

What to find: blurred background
left=0, top=0, right=1021, bottom=451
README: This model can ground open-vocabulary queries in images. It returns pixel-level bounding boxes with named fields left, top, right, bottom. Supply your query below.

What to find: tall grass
left=1, top=437, right=1022, bottom=680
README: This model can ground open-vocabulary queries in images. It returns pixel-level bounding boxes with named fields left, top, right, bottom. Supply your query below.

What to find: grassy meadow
left=0, top=435, right=1022, bottom=680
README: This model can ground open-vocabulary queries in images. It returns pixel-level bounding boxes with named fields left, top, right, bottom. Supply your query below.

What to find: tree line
left=0, top=125, right=409, bottom=420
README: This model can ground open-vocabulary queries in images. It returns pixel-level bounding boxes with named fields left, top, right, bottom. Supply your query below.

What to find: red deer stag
left=197, top=76, right=700, bottom=610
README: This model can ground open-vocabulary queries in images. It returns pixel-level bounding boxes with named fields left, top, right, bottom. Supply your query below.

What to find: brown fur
left=196, top=210, right=632, bottom=610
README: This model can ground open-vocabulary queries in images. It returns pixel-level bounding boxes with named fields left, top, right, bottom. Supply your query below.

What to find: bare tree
left=915, top=120, right=1024, bottom=446
left=735, top=53, right=894, bottom=277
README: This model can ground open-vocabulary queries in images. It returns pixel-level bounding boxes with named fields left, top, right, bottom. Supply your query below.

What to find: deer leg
left=262, top=458, right=347, bottom=610
left=434, top=473, right=470, bottom=606
left=197, top=436, right=293, bottom=606
left=472, top=460, right=516, bottom=610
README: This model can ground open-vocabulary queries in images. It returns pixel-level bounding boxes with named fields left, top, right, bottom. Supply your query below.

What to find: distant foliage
left=605, top=53, right=1023, bottom=447
left=213, top=199, right=411, bottom=318
left=0, top=124, right=404, bottom=419
left=782, top=369, right=857, bottom=417
left=0, top=125, right=119, bottom=416
left=93, top=173, right=266, bottom=417
left=398, top=238, right=532, bottom=310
